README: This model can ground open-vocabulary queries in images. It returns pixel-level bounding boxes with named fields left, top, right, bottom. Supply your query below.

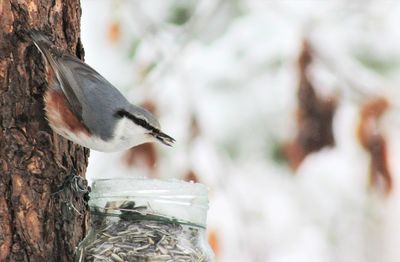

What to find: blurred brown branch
left=357, top=97, right=392, bottom=194
left=283, top=40, right=337, bottom=170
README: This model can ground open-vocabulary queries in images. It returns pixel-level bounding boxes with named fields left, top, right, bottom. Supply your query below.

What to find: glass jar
left=75, top=178, right=215, bottom=262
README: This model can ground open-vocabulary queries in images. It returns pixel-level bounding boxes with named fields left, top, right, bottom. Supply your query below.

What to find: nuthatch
left=30, top=31, right=174, bottom=152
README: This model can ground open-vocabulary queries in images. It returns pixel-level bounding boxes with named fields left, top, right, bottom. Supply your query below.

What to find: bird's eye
left=114, top=110, right=125, bottom=118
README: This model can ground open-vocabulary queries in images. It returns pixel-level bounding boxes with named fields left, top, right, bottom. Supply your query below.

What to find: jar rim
left=90, top=177, right=208, bottom=199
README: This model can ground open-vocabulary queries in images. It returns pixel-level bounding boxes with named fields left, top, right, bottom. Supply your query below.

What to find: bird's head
left=114, top=106, right=175, bottom=147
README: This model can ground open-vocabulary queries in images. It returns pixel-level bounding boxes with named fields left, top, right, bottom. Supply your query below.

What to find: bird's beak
left=152, top=131, right=175, bottom=146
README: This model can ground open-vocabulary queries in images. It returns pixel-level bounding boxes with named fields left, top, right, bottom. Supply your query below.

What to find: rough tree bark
left=0, top=1, right=89, bottom=261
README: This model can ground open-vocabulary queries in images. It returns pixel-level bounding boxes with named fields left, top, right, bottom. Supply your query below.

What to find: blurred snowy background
left=81, top=1, right=400, bottom=261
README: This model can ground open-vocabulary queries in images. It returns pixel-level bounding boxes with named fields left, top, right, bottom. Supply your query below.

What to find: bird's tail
left=29, top=30, right=60, bottom=68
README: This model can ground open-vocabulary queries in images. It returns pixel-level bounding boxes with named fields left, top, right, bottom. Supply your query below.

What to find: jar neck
left=89, top=178, right=209, bottom=227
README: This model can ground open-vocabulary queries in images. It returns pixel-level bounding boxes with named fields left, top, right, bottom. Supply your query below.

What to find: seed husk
left=78, top=201, right=210, bottom=262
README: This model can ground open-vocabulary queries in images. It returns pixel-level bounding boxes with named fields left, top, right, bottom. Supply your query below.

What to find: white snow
left=81, top=1, right=400, bottom=261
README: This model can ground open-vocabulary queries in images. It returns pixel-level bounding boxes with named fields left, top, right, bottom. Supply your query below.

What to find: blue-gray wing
left=30, top=31, right=84, bottom=121
left=55, top=55, right=130, bottom=139
left=30, top=31, right=129, bottom=139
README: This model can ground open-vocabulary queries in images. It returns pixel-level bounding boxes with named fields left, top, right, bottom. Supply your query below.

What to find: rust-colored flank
left=44, top=89, right=91, bottom=136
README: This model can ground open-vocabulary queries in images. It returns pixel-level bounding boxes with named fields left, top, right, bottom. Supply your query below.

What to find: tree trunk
left=0, top=1, right=89, bottom=261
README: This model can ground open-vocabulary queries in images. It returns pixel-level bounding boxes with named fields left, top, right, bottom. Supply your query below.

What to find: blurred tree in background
left=83, top=1, right=400, bottom=262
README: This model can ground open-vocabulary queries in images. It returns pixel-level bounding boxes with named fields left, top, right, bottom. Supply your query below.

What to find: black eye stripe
left=115, top=109, right=160, bottom=133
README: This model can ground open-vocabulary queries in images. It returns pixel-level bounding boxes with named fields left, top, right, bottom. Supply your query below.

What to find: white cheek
left=112, top=118, right=153, bottom=146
